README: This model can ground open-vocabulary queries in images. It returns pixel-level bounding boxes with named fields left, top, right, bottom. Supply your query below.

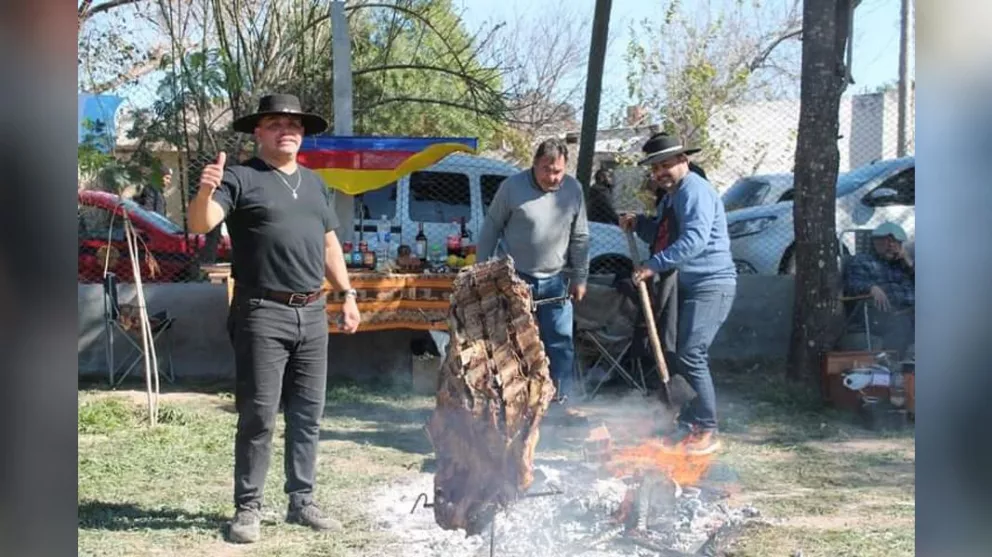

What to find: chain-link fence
left=77, top=1, right=914, bottom=287
left=578, top=86, right=916, bottom=279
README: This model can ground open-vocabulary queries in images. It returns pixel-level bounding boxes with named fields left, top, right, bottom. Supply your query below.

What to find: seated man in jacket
left=842, top=222, right=915, bottom=356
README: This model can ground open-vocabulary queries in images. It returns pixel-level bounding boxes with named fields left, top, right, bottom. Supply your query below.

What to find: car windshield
left=722, top=177, right=772, bottom=211
left=836, top=159, right=910, bottom=197
left=119, top=198, right=184, bottom=234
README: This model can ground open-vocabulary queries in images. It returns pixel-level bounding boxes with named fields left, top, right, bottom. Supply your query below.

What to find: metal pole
left=896, top=0, right=912, bottom=156
left=575, top=0, right=613, bottom=193
left=330, top=0, right=355, bottom=240
left=331, top=1, right=353, bottom=135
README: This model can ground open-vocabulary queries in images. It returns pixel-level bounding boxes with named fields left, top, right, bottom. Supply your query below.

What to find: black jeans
left=227, top=290, right=328, bottom=510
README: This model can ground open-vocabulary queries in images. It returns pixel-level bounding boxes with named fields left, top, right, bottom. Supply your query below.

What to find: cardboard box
left=820, top=350, right=897, bottom=412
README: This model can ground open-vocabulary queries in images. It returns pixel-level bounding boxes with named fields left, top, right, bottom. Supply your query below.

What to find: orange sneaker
left=683, top=430, right=722, bottom=456
left=660, top=425, right=696, bottom=449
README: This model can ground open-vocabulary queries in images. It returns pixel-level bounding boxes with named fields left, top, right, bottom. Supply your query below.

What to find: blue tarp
left=78, top=93, right=124, bottom=149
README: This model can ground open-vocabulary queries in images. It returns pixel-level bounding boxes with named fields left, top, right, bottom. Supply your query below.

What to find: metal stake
left=489, top=515, right=495, bottom=557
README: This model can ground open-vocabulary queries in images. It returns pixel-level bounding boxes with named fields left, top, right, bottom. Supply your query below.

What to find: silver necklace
left=263, top=160, right=302, bottom=199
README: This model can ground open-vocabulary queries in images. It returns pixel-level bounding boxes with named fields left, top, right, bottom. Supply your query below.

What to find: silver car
left=721, top=173, right=794, bottom=212
left=727, top=157, right=916, bottom=275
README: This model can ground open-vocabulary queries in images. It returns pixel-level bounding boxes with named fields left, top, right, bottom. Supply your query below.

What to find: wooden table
left=203, top=264, right=457, bottom=333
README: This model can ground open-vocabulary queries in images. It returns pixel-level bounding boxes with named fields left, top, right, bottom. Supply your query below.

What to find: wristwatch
left=343, top=288, right=358, bottom=299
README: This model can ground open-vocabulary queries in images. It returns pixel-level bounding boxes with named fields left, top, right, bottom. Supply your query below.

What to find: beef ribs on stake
left=425, top=258, right=556, bottom=535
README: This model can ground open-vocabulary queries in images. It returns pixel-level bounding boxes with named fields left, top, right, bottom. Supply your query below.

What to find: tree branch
left=357, top=95, right=503, bottom=117
left=89, top=45, right=171, bottom=93
left=748, top=27, right=803, bottom=72
left=353, top=63, right=498, bottom=89
left=79, top=0, right=146, bottom=23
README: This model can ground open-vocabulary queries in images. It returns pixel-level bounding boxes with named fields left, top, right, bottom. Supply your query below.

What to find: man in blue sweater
left=620, top=133, right=737, bottom=455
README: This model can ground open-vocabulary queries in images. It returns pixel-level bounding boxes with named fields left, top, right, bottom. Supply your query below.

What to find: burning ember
left=378, top=421, right=759, bottom=557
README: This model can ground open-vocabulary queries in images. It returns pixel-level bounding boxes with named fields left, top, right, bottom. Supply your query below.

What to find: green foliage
left=621, top=0, right=799, bottom=170
left=79, top=0, right=519, bottom=205
left=345, top=0, right=507, bottom=146
left=78, top=398, right=143, bottom=434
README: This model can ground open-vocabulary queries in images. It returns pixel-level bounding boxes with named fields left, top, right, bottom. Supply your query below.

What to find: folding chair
left=575, top=325, right=648, bottom=398
left=103, top=272, right=176, bottom=387
left=573, top=281, right=648, bottom=399
left=837, top=229, right=883, bottom=352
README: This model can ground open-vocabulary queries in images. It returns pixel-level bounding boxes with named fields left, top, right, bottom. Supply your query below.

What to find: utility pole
left=575, top=0, right=612, bottom=193
left=896, top=0, right=912, bottom=156
left=330, top=0, right=355, bottom=239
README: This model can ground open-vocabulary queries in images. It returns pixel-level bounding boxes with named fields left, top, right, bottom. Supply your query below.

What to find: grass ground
left=77, top=367, right=914, bottom=557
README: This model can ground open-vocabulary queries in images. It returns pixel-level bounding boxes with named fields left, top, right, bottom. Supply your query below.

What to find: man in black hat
left=188, top=94, right=361, bottom=543
left=619, top=133, right=736, bottom=456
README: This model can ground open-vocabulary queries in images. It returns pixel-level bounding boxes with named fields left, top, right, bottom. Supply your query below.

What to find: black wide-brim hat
left=232, top=94, right=328, bottom=136
left=637, top=132, right=701, bottom=166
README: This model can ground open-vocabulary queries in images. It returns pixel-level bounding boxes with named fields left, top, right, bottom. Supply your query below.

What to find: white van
left=348, top=153, right=649, bottom=277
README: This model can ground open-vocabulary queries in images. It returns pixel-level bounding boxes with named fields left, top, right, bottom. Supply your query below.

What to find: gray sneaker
left=286, top=503, right=342, bottom=532
left=227, top=507, right=261, bottom=544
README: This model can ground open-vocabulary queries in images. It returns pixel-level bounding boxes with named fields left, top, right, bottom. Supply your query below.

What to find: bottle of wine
left=415, top=222, right=428, bottom=259
left=459, top=217, right=470, bottom=256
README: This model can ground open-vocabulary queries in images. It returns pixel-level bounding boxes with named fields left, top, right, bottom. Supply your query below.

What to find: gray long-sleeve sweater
left=477, top=169, right=590, bottom=284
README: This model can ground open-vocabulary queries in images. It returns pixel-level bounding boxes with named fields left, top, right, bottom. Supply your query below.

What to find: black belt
left=238, top=286, right=324, bottom=307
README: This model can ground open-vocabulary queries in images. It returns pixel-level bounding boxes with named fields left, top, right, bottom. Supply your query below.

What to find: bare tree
left=624, top=0, right=803, bottom=169
left=787, top=0, right=858, bottom=382
left=486, top=0, right=591, bottom=134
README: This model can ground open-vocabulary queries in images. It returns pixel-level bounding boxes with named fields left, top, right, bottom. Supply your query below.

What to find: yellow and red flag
left=297, top=136, right=478, bottom=196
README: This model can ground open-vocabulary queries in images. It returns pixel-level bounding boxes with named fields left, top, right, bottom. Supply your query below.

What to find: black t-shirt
left=212, top=157, right=339, bottom=292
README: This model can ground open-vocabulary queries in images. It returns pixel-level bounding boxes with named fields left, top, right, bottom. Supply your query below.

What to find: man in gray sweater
left=477, top=138, right=590, bottom=401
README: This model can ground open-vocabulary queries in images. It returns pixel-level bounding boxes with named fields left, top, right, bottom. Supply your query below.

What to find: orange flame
left=606, top=439, right=714, bottom=486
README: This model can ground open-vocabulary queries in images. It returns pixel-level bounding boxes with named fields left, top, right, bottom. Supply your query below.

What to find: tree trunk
left=787, top=0, right=854, bottom=382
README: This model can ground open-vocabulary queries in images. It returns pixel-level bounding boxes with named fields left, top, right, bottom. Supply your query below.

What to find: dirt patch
left=806, top=437, right=915, bottom=459
left=777, top=513, right=914, bottom=530
left=83, top=389, right=235, bottom=413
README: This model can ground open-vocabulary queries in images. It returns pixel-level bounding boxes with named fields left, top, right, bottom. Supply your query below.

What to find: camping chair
left=103, top=272, right=176, bottom=387
left=573, top=280, right=648, bottom=399
left=837, top=229, right=881, bottom=351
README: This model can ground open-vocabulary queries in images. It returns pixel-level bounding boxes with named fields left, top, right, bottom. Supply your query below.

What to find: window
left=721, top=178, right=771, bottom=211
left=119, top=198, right=182, bottom=234
left=355, top=182, right=397, bottom=221
left=863, top=168, right=915, bottom=207
left=408, top=171, right=471, bottom=223
left=481, top=174, right=509, bottom=212
left=78, top=204, right=124, bottom=241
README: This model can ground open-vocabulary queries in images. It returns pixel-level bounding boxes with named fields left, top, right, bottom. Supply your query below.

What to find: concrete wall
left=79, top=275, right=795, bottom=383
left=710, top=275, right=794, bottom=361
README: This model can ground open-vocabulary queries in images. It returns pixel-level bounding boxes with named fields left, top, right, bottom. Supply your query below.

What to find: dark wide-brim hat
left=232, top=94, right=328, bottom=136
left=637, top=132, right=701, bottom=166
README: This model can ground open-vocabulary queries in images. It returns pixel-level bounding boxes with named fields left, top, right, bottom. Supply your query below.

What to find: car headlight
left=727, top=216, right=777, bottom=238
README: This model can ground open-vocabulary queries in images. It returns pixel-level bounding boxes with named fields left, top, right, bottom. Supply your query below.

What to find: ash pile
left=377, top=259, right=759, bottom=556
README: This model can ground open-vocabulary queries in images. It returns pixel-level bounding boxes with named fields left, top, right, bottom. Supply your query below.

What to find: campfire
left=394, top=260, right=758, bottom=556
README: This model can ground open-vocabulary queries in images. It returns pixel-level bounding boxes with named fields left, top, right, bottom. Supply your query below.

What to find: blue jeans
left=518, top=272, right=574, bottom=399
left=676, top=283, right=736, bottom=432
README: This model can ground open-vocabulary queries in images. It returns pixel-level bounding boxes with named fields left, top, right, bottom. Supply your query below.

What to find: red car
left=78, top=190, right=231, bottom=283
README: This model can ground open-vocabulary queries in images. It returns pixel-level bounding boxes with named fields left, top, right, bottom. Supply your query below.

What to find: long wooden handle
left=624, top=228, right=670, bottom=385
left=637, top=280, right=671, bottom=384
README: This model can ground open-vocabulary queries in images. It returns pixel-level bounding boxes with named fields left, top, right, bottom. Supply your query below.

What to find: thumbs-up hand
left=198, top=152, right=227, bottom=195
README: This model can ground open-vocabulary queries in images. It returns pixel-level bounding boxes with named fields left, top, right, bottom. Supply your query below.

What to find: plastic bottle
left=377, top=215, right=391, bottom=271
